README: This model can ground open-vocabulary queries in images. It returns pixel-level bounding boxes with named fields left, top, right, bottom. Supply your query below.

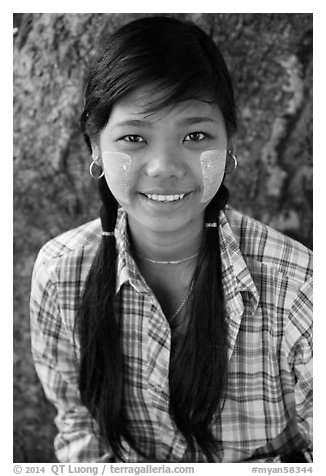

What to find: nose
left=144, top=144, right=186, bottom=179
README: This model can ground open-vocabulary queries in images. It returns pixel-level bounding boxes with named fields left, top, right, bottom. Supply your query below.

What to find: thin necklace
left=135, top=251, right=199, bottom=265
left=170, top=284, right=193, bottom=321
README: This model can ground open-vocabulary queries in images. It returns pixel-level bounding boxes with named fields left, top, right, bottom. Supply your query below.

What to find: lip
left=140, top=191, right=192, bottom=195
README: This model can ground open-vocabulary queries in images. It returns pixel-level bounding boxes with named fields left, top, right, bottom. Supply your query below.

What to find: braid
left=98, top=177, right=118, bottom=233
left=169, top=184, right=229, bottom=462
left=77, top=178, right=135, bottom=460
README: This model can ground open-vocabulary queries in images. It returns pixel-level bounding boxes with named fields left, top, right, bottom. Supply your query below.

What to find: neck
left=127, top=215, right=204, bottom=262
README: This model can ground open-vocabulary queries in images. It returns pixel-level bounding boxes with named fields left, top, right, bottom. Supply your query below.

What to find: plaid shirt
left=30, top=206, right=313, bottom=463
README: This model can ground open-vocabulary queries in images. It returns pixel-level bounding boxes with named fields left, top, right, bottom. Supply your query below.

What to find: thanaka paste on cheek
left=102, top=151, right=132, bottom=204
left=200, top=149, right=227, bottom=203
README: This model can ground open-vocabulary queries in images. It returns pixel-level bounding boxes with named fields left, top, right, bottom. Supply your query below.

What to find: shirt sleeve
left=30, top=252, right=112, bottom=462
left=286, top=277, right=313, bottom=460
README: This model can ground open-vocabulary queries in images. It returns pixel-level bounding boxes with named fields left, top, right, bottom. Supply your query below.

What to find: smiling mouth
left=140, top=193, right=188, bottom=202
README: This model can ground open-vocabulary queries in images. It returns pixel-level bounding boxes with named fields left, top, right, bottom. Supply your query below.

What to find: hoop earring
left=89, top=159, right=104, bottom=179
left=226, top=150, right=238, bottom=173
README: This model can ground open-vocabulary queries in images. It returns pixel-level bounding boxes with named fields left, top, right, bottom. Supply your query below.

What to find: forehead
left=108, top=87, right=224, bottom=126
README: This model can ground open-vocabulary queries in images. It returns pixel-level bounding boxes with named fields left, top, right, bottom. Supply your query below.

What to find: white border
left=8, top=5, right=323, bottom=471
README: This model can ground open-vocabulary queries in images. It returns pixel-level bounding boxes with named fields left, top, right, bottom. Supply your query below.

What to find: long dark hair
left=76, top=15, right=237, bottom=462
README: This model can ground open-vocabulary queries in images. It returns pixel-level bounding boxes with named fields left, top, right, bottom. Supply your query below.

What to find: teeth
left=145, top=193, right=186, bottom=202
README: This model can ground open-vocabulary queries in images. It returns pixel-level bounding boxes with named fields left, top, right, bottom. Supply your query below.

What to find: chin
left=143, top=220, right=183, bottom=234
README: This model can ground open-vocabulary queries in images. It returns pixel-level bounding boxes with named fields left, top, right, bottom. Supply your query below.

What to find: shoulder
left=33, top=218, right=102, bottom=283
left=223, top=206, right=312, bottom=286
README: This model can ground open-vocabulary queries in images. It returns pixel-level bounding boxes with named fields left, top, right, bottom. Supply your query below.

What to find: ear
left=227, top=134, right=236, bottom=154
left=90, top=140, right=102, bottom=166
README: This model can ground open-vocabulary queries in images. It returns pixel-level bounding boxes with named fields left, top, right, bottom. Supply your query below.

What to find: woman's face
left=95, top=87, right=229, bottom=235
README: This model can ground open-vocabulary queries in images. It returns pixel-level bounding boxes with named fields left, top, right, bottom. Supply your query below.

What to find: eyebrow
left=112, top=116, right=218, bottom=129
left=113, top=119, right=149, bottom=128
left=175, top=116, right=217, bottom=126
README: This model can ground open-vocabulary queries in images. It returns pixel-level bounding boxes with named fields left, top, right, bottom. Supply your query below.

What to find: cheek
left=102, top=152, right=133, bottom=204
left=200, top=149, right=226, bottom=203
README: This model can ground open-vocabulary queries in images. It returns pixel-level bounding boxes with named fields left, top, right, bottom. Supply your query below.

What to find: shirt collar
left=219, top=209, right=260, bottom=310
left=115, top=209, right=149, bottom=295
left=218, top=209, right=260, bottom=358
left=114, top=207, right=260, bottom=316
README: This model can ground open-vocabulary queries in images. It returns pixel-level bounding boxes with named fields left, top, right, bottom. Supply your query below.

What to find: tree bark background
left=13, top=13, right=312, bottom=462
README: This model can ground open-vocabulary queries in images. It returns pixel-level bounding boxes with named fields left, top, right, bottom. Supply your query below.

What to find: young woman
left=30, top=16, right=312, bottom=463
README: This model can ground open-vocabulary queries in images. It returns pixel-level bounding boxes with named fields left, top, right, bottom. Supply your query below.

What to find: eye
left=184, top=131, right=207, bottom=142
left=119, top=135, right=146, bottom=143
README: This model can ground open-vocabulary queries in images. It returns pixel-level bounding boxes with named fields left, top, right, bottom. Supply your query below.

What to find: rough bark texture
left=13, top=13, right=312, bottom=462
